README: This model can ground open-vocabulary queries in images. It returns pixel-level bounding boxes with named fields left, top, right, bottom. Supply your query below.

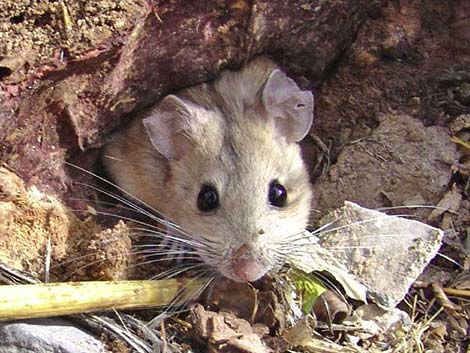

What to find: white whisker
left=436, top=252, right=463, bottom=268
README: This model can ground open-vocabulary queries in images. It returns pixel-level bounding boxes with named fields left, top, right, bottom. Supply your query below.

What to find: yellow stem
left=0, top=279, right=203, bottom=321
left=442, top=287, right=470, bottom=298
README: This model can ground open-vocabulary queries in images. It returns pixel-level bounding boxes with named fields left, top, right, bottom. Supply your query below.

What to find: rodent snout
left=230, top=244, right=266, bottom=282
left=232, top=258, right=264, bottom=282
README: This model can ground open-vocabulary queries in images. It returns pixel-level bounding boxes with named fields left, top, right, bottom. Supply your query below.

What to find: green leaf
left=290, top=269, right=327, bottom=315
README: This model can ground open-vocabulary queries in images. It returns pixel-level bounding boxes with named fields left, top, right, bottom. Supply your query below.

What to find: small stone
left=0, top=318, right=107, bottom=353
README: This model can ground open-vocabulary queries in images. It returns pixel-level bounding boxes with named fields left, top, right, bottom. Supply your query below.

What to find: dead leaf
left=191, top=304, right=271, bottom=353
left=312, top=290, right=350, bottom=324
left=428, top=184, right=462, bottom=223
left=283, top=319, right=363, bottom=353
left=432, top=283, right=463, bottom=317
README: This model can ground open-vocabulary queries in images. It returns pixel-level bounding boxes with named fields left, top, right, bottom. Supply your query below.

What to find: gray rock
left=318, top=201, right=444, bottom=309
left=288, top=202, right=443, bottom=309
left=0, top=318, right=107, bottom=353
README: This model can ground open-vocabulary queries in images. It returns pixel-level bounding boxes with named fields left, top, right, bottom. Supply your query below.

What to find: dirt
left=0, top=167, right=135, bottom=282
left=312, top=113, right=458, bottom=222
left=0, top=0, right=469, bottom=352
left=0, top=0, right=145, bottom=84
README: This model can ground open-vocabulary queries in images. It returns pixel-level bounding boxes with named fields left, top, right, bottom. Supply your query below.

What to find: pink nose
left=232, top=258, right=264, bottom=282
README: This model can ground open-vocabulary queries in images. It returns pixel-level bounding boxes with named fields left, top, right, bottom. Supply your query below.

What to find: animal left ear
left=262, top=69, right=314, bottom=142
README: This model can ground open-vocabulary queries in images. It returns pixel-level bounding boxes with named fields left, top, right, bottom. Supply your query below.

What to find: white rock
left=0, top=318, right=107, bottom=353
left=288, top=202, right=443, bottom=309
left=318, top=201, right=443, bottom=309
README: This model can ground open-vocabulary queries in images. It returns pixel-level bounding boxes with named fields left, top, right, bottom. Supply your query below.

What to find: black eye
left=197, top=184, right=219, bottom=212
left=269, top=180, right=287, bottom=207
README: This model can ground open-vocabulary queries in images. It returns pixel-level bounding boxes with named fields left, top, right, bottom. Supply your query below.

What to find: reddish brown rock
left=0, top=0, right=381, bottom=199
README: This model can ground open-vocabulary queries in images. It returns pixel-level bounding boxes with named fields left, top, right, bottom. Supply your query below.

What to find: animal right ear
left=143, top=95, right=196, bottom=160
left=262, top=69, right=314, bottom=142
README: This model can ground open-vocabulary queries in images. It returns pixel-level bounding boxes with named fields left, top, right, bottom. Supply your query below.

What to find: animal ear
left=143, top=95, right=197, bottom=160
left=262, top=69, right=314, bottom=142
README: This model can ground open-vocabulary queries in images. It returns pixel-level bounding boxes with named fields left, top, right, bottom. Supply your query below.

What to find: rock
left=312, top=113, right=458, bottom=222
left=344, top=303, right=412, bottom=339
left=288, top=202, right=443, bottom=309
left=0, top=318, right=107, bottom=353
left=0, top=0, right=382, bottom=198
left=318, top=202, right=444, bottom=309
left=451, top=0, right=470, bottom=42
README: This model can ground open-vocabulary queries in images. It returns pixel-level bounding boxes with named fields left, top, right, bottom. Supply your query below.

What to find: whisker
left=147, top=266, right=190, bottom=281
left=130, top=243, right=199, bottom=251
left=275, top=240, right=418, bottom=256
left=76, top=181, right=225, bottom=251
left=147, top=274, right=215, bottom=329
left=310, top=214, right=417, bottom=238
left=68, top=164, right=225, bottom=256
left=325, top=232, right=429, bottom=241
left=128, top=257, right=201, bottom=271
left=132, top=256, right=202, bottom=266
left=375, top=204, right=449, bottom=212
left=290, top=268, right=349, bottom=306
left=132, top=252, right=199, bottom=263
left=73, top=182, right=166, bottom=226
left=435, top=252, right=462, bottom=268
left=51, top=252, right=105, bottom=269
left=130, top=243, right=200, bottom=261
left=67, top=163, right=200, bottom=240
left=61, top=258, right=109, bottom=281
left=150, top=263, right=209, bottom=280
left=66, top=163, right=166, bottom=220
left=130, top=227, right=206, bottom=248
left=64, top=197, right=143, bottom=213
left=150, top=274, right=216, bottom=328
left=269, top=229, right=317, bottom=247
left=129, top=246, right=200, bottom=254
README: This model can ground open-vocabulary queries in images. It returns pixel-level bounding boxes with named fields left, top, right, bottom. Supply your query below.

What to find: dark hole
left=0, top=67, right=13, bottom=80
left=59, top=48, right=70, bottom=62
left=10, top=13, right=25, bottom=24
left=34, top=12, right=53, bottom=27
left=332, top=310, right=348, bottom=324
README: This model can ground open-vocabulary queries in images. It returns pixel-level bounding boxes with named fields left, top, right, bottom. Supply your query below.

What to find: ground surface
left=0, top=0, right=469, bottom=352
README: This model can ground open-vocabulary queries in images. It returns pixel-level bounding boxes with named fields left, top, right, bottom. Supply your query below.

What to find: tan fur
left=103, top=57, right=313, bottom=281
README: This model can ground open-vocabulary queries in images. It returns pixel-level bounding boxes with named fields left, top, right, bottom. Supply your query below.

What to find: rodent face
left=106, top=57, right=315, bottom=282
left=164, top=115, right=312, bottom=282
